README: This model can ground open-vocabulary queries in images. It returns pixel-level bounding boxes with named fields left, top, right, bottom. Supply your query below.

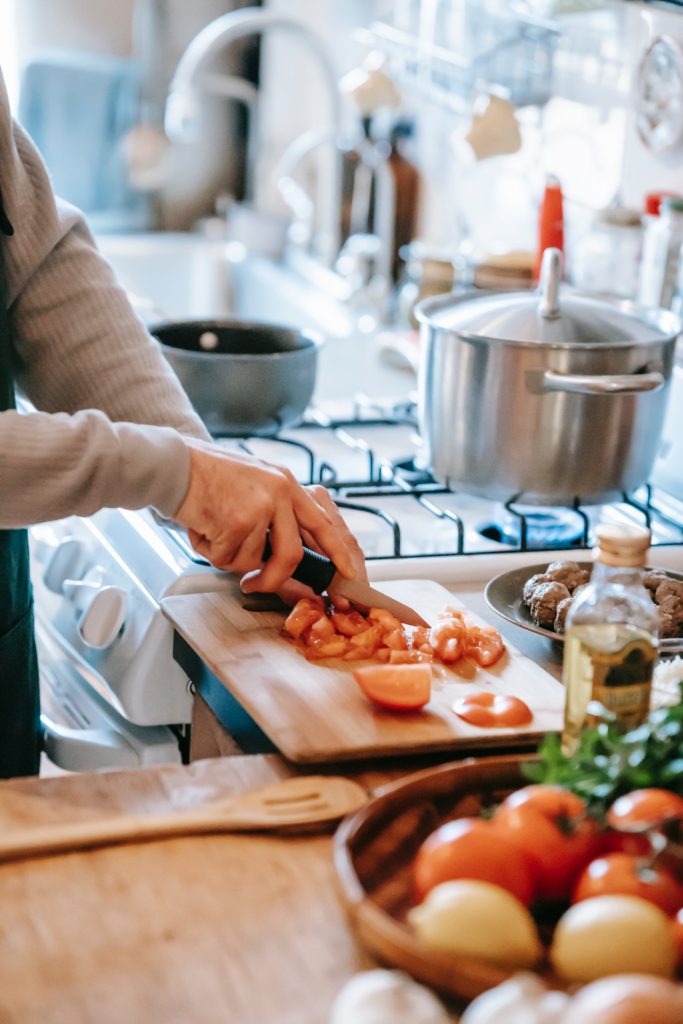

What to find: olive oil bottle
left=561, top=524, right=658, bottom=756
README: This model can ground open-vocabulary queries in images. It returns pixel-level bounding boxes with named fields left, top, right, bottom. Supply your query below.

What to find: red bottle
left=534, top=176, right=564, bottom=281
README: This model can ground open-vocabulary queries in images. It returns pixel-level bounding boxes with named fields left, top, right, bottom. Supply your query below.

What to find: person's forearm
left=1, top=100, right=210, bottom=442
left=0, top=408, right=191, bottom=528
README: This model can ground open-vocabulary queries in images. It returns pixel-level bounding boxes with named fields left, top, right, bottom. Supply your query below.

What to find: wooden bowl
left=333, top=753, right=563, bottom=1003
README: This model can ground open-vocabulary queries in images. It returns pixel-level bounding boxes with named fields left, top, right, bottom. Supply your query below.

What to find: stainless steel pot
left=415, top=248, right=681, bottom=504
left=150, top=319, right=322, bottom=436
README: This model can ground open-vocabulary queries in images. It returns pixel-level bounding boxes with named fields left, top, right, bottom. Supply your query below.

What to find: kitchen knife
left=261, top=539, right=429, bottom=628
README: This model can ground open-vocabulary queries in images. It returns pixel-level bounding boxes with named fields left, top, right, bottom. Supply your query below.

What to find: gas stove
left=30, top=368, right=683, bottom=772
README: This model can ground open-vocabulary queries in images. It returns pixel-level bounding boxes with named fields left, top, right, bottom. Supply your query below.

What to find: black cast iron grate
left=209, top=396, right=683, bottom=561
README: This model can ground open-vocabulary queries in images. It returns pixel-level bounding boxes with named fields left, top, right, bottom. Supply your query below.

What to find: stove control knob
left=77, top=586, right=128, bottom=650
left=43, top=537, right=86, bottom=594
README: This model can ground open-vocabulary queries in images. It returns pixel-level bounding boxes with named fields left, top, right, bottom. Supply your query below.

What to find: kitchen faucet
left=164, top=6, right=343, bottom=266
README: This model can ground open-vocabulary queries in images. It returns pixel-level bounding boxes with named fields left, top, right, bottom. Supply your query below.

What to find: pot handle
left=528, top=369, right=665, bottom=395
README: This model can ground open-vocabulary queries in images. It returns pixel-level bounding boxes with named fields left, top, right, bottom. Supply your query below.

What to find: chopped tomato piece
left=353, top=663, right=432, bottom=711
left=283, top=597, right=326, bottom=640
left=452, top=691, right=532, bottom=728
left=429, top=617, right=466, bottom=663
left=411, top=626, right=431, bottom=648
left=305, top=635, right=348, bottom=660
left=330, top=609, right=371, bottom=636
left=388, top=649, right=433, bottom=664
left=383, top=626, right=408, bottom=651
left=436, top=606, right=466, bottom=622
left=303, top=615, right=336, bottom=644
left=464, top=626, right=505, bottom=667
left=368, top=608, right=403, bottom=633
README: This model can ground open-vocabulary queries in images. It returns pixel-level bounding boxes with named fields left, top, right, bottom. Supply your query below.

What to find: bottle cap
left=593, top=523, right=651, bottom=567
left=644, top=191, right=680, bottom=217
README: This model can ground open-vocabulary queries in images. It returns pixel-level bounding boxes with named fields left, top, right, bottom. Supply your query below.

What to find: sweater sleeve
left=0, top=69, right=211, bottom=528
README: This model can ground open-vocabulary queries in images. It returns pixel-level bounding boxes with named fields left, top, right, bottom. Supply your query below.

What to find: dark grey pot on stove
left=151, top=319, right=322, bottom=436
left=415, top=248, right=681, bottom=505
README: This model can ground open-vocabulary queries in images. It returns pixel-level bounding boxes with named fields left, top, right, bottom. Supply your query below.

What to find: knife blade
left=261, top=539, right=429, bottom=628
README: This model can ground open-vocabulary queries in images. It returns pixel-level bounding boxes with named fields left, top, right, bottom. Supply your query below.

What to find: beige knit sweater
left=0, top=69, right=209, bottom=529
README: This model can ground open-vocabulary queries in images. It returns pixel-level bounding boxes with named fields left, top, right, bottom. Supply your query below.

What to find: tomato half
left=452, top=691, right=532, bottom=728
left=412, top=816, right=536, bottom=905
left=352, top=663, right=431, bottom=711
left=607, top=788, right=683, bottom=832
left=572, top=852, right=683, bottom=916
left=493, top=785, right=600, bottom=902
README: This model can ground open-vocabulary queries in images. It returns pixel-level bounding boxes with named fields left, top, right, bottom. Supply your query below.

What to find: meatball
left=523, top=572, right=551, bottom=606
left=529, top=581, right=571, bottom=628
left=545, top=560, right=591, bottom=593
left=654, top=578, right=683, bottom=606
left=643, top=571, right=669, bottom=597
left=658, top=593, right=683, bottom=639
left=554, top=596, right=574, bottom=635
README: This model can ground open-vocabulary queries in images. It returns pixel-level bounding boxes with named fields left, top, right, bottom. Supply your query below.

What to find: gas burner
left=478, top=506, right=588, bottom=550
left=390, top=457, right=436, bottom=487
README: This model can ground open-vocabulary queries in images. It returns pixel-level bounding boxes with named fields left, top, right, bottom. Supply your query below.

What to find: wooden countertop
left=0, top=723, right=460, bottom=1024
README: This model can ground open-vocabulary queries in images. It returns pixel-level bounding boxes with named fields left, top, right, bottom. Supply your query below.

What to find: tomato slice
left=352, top=663, right=431, bottom=711
left=452, top=691, right=532, bottom=728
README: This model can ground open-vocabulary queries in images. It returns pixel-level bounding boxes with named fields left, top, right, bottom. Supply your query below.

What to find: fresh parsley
left=523, top=682, right=683, bottom=818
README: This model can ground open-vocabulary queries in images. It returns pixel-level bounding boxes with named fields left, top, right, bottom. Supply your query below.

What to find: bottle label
left=589, top=681, right=652, bottom=727
left=563, top=630, right=655, bottom=738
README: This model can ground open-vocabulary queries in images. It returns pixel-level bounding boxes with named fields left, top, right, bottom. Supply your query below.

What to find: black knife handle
left=262, top=537, right=337, bottom=595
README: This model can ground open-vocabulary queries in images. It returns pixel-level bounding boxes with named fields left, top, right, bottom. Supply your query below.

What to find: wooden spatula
left=0, top=776, right=369, bottom=863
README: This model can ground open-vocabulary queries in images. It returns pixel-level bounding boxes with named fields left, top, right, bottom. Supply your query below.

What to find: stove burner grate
left=201, top=403, right=683, bottom=561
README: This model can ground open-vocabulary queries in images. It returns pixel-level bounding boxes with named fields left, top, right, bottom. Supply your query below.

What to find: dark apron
left=0, top=196, right=41, bottom=777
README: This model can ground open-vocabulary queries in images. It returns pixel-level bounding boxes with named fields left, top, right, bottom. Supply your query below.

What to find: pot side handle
left=527, top=369, right=665, bottom=395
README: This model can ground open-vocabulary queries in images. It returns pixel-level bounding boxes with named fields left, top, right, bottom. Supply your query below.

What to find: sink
left=95, top=231, right=413, bottom=403
left=95, top=232, right=353, bottom=331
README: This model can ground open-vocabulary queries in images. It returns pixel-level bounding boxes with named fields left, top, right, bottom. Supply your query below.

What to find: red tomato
left=452, top=691, right=532, bottom=728
left=598, top=828, right=653, bottom=859
left=493, top=785, right=600, bottom=901
left=352, top=663, right=431, bottom=711
left=572, top=852, right=683, bottom=916
left=413, top=816, right=536, bottom=905
left=464, top=626, right=506, bottom=667
left=607, top=788, right=683, bottom=832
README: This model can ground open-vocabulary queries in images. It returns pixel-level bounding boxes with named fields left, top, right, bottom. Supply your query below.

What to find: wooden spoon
left=0, top=776, right=369, bottom=863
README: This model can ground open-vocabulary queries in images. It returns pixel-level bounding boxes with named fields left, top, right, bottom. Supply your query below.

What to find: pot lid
left=416, top=248, right=680, bottom=346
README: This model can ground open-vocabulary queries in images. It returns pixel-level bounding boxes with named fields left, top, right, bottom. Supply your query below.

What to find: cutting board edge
left=247, top=725, right=560, bottom=764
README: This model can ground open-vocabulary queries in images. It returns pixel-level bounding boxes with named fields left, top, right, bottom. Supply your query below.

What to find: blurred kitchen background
left=1, top=0, right=683, bottom=318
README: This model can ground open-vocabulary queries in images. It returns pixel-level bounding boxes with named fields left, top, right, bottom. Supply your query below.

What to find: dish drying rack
left=359, top=0, right=632, bottom=113
left=359, top=0, right=560, bottom=112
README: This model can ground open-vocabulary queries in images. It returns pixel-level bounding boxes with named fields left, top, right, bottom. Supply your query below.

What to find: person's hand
left=243, top=483, right=368, bottom=607
left=174, top=440, right=364, bottom=594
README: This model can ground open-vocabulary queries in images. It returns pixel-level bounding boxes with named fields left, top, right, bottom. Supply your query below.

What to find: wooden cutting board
left=161, top=578, right=565, bottom=763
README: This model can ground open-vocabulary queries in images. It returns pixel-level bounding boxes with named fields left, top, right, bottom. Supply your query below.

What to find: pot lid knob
left=538, top=247, right=562, bottom=319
